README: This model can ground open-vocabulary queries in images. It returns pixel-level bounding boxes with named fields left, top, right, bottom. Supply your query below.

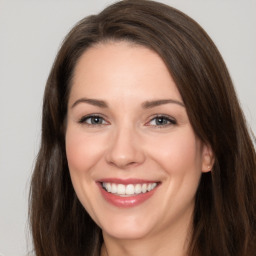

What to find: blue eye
left=148, top=115, right=176, bottom=127
left=79, top=115, right=107, bottom=125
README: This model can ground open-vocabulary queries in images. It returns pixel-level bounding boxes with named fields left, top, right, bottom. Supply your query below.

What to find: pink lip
left=96, top=178, right=160, bottom=208
left=97, top=178, right=158, bottom=185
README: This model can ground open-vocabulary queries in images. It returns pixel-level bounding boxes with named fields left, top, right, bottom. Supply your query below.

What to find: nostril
left=107, top=158, right=142, bottom=169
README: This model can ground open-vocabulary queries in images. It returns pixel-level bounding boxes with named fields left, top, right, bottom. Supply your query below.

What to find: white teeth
left=126, top=184, right=135, bottom=195
left=106, top=183, right=112, bottom=192
left=111, top=183, right=117, bottom=193
left=135, top=184, right=142, bottom=194
left=117, top=184, right=126, bottom=194
left=151, top=183, right=157, bottom=189
left=142, top=184, right=147, bottom=193
left=102, top=182, right=158, bottom=196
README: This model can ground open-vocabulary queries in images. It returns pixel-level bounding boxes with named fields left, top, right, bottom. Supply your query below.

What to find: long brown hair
left=29, top=1, right=256, bottom=255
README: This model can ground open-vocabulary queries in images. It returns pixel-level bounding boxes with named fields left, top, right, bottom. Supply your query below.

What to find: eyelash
left=78, top=114, right=108, bottom=126
left=146, top=115, right=177, bottom=128
left=78, top=114, right=177, bottom=127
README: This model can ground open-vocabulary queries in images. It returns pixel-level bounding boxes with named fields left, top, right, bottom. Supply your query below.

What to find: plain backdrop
left=0, top=0, right=255, bottom=255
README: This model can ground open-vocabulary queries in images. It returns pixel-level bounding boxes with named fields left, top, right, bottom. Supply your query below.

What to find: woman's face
left=66, top=42, right=212, bottom=240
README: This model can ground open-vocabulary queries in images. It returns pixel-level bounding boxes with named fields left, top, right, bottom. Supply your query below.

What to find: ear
left=201, top=144, right=215, bottom=173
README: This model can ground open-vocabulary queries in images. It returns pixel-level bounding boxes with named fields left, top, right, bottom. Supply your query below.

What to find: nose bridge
left=105, top=121, right=145, bottom=168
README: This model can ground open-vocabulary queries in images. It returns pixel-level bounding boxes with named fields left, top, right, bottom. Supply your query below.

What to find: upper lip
left=97, top=178, right=160, bottom=185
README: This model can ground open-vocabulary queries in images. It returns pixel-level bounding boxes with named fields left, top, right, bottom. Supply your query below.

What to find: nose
left=105, top=124, right=145, bottom=169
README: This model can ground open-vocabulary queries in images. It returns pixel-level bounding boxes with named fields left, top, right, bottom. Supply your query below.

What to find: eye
left=146, top=115, right=177, bottom=127
left=79, top=115, right=108, bottom=126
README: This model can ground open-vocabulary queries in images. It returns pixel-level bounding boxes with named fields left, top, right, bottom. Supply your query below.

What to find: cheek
left=65, top=127, right=105, bottom=175
left=65, top=126, right=105, bottom=218
left=148, top=129, right=203, bottom=213
left=147, top=128, right=202, bottom=176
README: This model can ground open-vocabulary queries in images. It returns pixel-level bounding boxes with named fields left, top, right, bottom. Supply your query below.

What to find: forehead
left=69, top=41, right=182, bottom=104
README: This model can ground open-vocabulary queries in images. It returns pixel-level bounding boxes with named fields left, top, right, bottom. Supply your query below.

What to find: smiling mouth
left=101, top=182, right=159, bottom=197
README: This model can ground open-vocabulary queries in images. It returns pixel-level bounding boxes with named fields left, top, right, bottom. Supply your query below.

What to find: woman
left=29, top=1, right=256, bottom=255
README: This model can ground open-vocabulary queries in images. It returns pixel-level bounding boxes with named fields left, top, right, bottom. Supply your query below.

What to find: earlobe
left=202, top=144, right=215, bottom=173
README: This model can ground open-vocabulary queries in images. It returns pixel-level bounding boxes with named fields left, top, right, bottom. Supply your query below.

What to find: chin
left=100, top=214, right=153, bottom=240
left=103, top=226, right=150, bottom=240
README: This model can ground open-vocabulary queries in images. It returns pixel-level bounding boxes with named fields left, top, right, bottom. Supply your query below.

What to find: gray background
left=0, top=0, right=255, bottom=255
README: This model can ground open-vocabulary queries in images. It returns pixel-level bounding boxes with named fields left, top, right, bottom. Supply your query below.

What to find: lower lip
left=98, top=183, right=159, bottom=208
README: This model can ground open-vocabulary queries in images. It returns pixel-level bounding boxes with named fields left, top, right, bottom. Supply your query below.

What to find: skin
left=65, top=41, right=213, bottom=256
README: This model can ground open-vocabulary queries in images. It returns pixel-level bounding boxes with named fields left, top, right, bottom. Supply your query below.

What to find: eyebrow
left=71, top=98, right=108, bottom=108
left=142, top=99, right=185, bottom=108
left=71, top=98, right=185, bottom=109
